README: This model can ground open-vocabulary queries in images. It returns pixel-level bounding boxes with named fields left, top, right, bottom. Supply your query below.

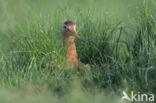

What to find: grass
left=0, top=0, right=156, bottom=103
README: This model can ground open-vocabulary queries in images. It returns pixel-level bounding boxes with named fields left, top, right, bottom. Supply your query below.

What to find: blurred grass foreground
left=0, top=0, right=156, bottom=103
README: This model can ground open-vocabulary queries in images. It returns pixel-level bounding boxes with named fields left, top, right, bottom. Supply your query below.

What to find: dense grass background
left=0, top=0, right=156, bottom=103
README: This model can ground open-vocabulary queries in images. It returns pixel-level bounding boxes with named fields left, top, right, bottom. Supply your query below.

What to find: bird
left=62, top=21, right=88, bottom=70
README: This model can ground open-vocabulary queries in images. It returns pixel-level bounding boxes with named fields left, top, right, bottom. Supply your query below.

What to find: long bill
left=73, top=32, right=88, bottom=44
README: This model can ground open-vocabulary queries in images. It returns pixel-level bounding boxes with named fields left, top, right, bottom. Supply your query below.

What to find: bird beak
left=73, top=32, right=88, bottom=44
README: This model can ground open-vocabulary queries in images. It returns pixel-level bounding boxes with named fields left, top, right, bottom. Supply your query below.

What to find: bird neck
left=63, top=36, right=75, bottom=45
left=63, top=36, right=77, bottom=56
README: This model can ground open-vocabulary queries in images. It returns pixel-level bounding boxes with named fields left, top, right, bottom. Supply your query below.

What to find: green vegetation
left=0, top=0, right=156, bottom=103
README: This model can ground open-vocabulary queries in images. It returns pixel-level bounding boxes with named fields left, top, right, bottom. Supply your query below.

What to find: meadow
left=0, top=0, right=156, bottom=103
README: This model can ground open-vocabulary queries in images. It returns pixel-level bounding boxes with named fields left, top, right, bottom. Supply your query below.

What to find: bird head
left=62, top=21, right=88, bottom=44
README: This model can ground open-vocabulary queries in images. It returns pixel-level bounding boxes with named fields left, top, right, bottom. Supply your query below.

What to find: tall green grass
left=0, top=0, right=156, bottom=103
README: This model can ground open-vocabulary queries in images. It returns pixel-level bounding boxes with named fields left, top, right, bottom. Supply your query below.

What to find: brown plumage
left=62, top=21, right=88, bottom=70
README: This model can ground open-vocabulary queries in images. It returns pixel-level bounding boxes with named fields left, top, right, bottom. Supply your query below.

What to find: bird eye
left=64, top=26, right=67, bottom=29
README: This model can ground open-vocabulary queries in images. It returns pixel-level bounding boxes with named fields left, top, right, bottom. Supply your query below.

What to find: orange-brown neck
left=63, top=35, right=79, bottom=70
